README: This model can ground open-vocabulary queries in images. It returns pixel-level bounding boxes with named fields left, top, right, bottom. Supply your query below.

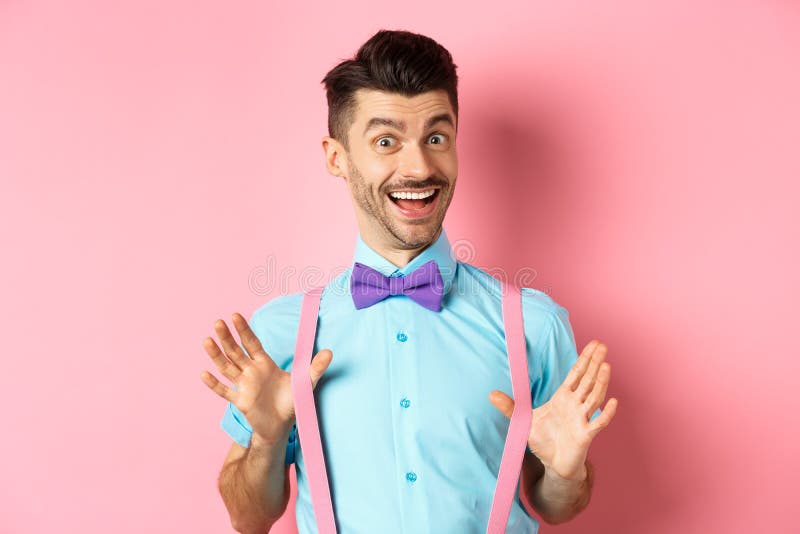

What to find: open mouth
left=387, top=188, right=440, bottom=210
left=386, top=188, right=441, bottom=220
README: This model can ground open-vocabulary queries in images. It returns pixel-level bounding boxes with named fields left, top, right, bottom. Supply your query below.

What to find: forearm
left=522, top=459, right=594, bottom=525
left=219, top=429, right=292, bottom=533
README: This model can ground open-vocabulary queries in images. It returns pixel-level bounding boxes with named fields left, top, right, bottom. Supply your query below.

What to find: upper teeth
left=389, top=189, right=436, bottom=200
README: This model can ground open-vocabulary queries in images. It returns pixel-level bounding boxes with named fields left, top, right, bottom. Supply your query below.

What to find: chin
left=394, top=224, right=441, bottom=247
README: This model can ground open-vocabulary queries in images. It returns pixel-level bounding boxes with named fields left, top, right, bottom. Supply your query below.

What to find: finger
left=488, top=390, right=514, bottom=419
left=200, top=369, right=238, bottom=403
left=587, top=397, right=618, bottom=438
left=575, top=342, right=607, bottom=402
left=203, top=336, right=243, bottom=381
left=583, top=362, right=611, bottom=417
left=563, top=340, right=599, bottom=392
left=232, top=312, right=273, bottom=366
left=215, top=319, right=252, bottom=370
left=310, top=349, right=334, bottom=390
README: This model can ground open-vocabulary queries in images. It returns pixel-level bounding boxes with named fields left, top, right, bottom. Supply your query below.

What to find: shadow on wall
left=455, top=70, right=597, bottom=275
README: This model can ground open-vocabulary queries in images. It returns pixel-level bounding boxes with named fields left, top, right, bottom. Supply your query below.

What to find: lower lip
left=388, top=189, right=441, bottom=220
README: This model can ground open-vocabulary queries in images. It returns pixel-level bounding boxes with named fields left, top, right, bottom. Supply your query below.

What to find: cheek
left=360, top=157, right=395, bottom=180
left=349, top=147, right=395, bottom=185
left=433, top=152, right=458, bottom=179
left=356, top=161, right=396, bottom=192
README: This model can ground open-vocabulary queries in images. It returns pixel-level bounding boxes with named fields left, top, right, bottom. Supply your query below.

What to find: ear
left=321, top=136, right=348, bottom=180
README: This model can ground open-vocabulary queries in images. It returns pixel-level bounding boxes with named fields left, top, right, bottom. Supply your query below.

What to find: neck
left=360, top=226, right=442, bottom=269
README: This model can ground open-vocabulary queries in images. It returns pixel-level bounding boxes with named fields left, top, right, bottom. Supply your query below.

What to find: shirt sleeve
left=220, top=390, right=298, bottom=465
left=218, top=293, right=303, bottom=464
left=524, top=291, right=601, bottom=423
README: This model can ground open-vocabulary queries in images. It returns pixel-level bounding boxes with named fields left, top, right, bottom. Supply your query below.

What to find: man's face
left=332, top=88, right=458, bottom=250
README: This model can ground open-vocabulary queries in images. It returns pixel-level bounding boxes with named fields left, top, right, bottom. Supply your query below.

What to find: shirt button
left=400, top=397, right=411, bottom=408
left=396, top=332, right=408, bottom=342
left=406, top=472, right=417, bottom=483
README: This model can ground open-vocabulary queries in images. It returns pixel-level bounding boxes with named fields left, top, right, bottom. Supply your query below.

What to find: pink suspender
left=290, top=281, right=532, bottom=534
left=488, top=281, right=533, bottom=532
left=290, top=286, right=334, bottom=531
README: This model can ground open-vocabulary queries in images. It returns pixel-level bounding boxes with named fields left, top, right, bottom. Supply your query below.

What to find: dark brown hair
left=321, top=29, right=459, bottom=150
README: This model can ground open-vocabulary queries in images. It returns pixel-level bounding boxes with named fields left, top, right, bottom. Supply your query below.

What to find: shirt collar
left=350, top=227, right=458, bottom=294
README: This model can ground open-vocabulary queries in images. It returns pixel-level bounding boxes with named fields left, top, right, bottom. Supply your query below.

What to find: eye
left=428, top=133, right=448, bottom=145
left=376, top=136, right=396, bottom=149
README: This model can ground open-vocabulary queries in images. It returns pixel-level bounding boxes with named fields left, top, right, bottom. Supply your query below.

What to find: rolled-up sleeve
left=220, top=399, right=297, bottom=464
left=528, top=298, right=602, bottom=423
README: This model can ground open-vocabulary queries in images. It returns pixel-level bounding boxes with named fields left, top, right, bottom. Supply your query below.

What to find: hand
left=200, top=312, right=333, bottom=443
left=489, top=339, right=618, bottom=481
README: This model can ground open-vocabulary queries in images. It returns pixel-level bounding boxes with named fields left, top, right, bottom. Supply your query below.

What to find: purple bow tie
left=350, top=260, right=444, bottom=312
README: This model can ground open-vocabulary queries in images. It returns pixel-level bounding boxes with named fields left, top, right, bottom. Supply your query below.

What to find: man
left=200, top=29, right=617, bottom=534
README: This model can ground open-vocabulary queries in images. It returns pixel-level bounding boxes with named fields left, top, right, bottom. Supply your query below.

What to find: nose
left=398, top=142, right=435, bottom=181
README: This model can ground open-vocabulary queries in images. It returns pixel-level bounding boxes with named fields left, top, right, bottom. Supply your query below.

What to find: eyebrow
left=362, top=112, right=455, bottom=136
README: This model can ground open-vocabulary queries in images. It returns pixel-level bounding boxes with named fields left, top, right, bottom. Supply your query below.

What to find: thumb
left=310, top=349, right=333, bottom=390
left=488, top=390, right=515, bottom=419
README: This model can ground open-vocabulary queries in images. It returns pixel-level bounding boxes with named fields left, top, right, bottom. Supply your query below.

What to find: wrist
left=251, top=423, right=293, bottom=450
left=533, top=461, right=593, bottom=524
left=545, top=462, right=588, bottom=486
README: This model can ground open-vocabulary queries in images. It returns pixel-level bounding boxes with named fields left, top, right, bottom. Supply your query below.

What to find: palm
left=200, top=312, right=333, bottom=442
left=489, top=339, right=618, bottom=481
left=528, top=383, right=594, bottom=479
left=233, top=356, right=295, bottom=440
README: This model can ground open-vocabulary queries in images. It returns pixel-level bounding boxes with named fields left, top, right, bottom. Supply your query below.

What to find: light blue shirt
left=221, top=227, right=599, bottom=534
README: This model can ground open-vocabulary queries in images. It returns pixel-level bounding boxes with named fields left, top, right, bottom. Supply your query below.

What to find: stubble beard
left=347, top=157, right=450, bottom=250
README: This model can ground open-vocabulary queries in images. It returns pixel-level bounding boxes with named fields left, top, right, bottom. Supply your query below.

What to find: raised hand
left=200, top=312, right=333, bottom=443
left=489, top=340, right=618, bottom=481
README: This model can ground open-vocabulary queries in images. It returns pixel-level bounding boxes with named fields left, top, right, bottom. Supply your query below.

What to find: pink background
left=1, top=1, right=798, bottom=533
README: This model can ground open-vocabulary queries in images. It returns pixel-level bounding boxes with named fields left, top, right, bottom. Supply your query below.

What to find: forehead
left=350, top=88, right=455, bottom=131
